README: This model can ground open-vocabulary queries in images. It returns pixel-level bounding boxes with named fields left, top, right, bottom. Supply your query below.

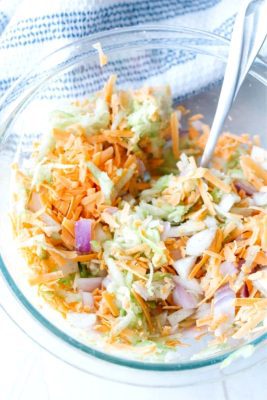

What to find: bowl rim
left=0, top=24, right=267, bottom=373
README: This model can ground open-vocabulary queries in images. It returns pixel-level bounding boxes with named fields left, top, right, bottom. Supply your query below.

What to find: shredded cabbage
left=51, top=97, right=110, bottom=136
left=87, top=161, right=114, bottom=203
left=127, top=87, right=171, bottom=148
left=138, top=201, right=188, bottom=223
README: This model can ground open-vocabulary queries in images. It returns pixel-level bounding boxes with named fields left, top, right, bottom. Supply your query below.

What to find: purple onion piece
left=172, top=283, right=198, bottom=309
left=76, top=277, right=102, bottom=292
left=220, top=261, right=237, bottom=277
left=214, top=284, right=235, bottom=319
left=240, top=283, right=249, bottom=298
left=75, top=219, right=92, bottom=253
left=234, top=180, right=256, bottom=196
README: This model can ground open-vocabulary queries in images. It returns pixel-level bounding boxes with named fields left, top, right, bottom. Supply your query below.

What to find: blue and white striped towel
left=0, top=0, right=243, bottom=102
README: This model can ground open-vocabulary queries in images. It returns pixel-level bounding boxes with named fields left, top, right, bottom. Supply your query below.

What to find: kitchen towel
left=0, top=0, right=243, bottom=102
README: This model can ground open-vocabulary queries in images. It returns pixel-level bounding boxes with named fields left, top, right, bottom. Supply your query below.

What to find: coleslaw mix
left=11, top=75, right=267, bottom=359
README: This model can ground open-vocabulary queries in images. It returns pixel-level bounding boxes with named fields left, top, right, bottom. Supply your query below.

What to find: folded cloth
left=0, top=0, right=243, bottom=101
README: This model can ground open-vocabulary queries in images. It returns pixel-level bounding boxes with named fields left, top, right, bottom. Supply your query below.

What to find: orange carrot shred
left=170, top=111, right=179, bottom=159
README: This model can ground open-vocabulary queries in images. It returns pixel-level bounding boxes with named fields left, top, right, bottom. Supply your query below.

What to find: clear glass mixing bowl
left=0, top=26, right=266, bottom=387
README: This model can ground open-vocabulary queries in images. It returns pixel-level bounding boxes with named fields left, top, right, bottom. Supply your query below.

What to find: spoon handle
left=200, top=0, right=267, bottom=167
left=235, top=0, right=267, bottom=96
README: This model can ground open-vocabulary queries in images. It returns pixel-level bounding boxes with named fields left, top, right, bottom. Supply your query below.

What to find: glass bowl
left=0, top=26, right=267, bottom=387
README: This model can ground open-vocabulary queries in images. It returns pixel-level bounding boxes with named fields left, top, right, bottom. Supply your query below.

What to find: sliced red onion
left=81, top=291, right=94, bottom=307
left=186, top=228, right=216, bottom=257
left=104, top=207, right=118, bottom=215
left=75, top=219, right=92, bottom=253
left=220, top=261, right=237, bottom=277
left=234, top=180, right=256, bottom=196
left=161, top=223, right=183, bottom=240
left=161, top=221, right=179, bottom=240
left=167, top=309, right=193, bottom=327
left=195, top=302, right=211, bottom=319
left=214, top=284, right=234, bottom=303
left=240, top=283, right=249, bottom=298
left=76, top=277, right=102, bottom=292
left=173, top=256, right=197, bottom=279
left=161, top=221, right=171, bottom=240
left=214, top=284, right=235, bottom=320
left=173, top=276, right=203, bottom=295
left=172, top=283, right=198, bottom=309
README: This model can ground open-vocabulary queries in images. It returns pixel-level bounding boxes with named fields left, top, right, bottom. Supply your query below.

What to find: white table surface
left=0, top=304, right=266, bottom=400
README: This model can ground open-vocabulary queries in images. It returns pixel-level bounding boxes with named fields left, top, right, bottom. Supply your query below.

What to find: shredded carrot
left=47, top=251, right=67, bottom=267
left=203, top=170, right=231, bottom=193
left=92, top=42, right=108, bottom=67
left=104, top=74, right=117, bottom=104
left=104, top=129, right=134, bottom=138
left=170, top=111, right=179, bottom=159
left=233, top=311, right=266, bottom=339
left=235, top=298, right=267, bottom=307
left=29, top=271, right=63, bottom=285
left=72, top=206, right=83, bottom=221
left=198, top=179, right=216, bottom=216
left=103, top=292, right=120, bottom=317
left=52, top=128, right=71, bottom=141
left=72, top=253, right=98, bottom=262
left=240, top=155, right=267, bottom=189
left=189, top=253, right=209, bottom=279
left=132, top=290, right=153, bottom=331
left=254, top=251, right=267, bottom=265
left=61, top=228, right=75, bottom=249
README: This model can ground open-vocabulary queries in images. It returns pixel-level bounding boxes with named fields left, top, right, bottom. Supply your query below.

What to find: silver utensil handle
left=200, top=0, right=267, bottom=167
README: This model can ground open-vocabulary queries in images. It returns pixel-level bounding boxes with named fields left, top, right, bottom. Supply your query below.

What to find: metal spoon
left=200, top=0, right=267, bottom=167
